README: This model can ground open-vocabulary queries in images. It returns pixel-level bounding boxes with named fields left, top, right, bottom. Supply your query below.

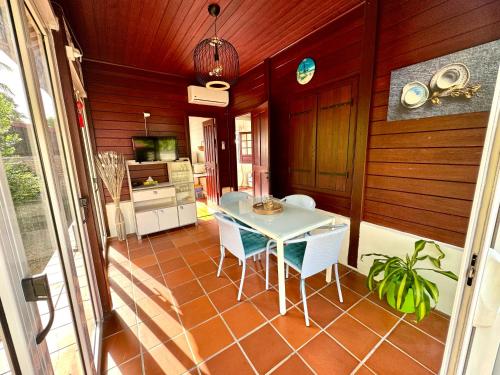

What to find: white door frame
left=442, top=68, right=500, bottom=374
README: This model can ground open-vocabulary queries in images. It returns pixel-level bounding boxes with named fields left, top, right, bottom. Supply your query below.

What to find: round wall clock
left=296, top=58, right=316, bottom=85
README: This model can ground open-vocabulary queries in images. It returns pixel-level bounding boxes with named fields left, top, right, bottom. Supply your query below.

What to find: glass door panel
left=24, top=5, right=98, bottom=368
left=0, top=1, right=84, bottom=373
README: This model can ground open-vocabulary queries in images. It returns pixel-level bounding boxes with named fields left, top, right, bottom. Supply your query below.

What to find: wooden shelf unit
left=126, top=160, right=197, bottom=239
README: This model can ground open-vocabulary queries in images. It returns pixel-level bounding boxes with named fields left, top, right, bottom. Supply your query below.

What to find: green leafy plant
left=362, top=240, right=458, bottom=322
left=0, top=77, right=41, bottom=204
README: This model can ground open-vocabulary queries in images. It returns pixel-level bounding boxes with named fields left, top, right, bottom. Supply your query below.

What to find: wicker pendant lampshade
left=193, top=3, right=239, bottom=90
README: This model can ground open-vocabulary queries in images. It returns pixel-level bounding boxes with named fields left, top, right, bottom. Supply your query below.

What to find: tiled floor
left=103, top=217, right=449, bottom=375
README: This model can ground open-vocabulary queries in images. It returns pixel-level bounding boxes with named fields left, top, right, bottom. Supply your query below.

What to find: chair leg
left=300, top=278, right=310, bottom=326
left=265, top=250, right=270, bottom=290
left=237, top=262, right=247, bottom=301
left=286, top=264, right=289, bottom=279
left=253, top=254, right=256, bottom=262
left=334, top=263, right=343, bottom=303
left=217, top=245, right=225, bottom=277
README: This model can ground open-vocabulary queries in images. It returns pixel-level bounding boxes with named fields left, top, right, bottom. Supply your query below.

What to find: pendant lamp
left=193, top=3, right=239, bottom=90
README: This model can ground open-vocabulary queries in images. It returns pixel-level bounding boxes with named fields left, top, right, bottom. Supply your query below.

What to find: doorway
left=233, top=102, right=270, bottom=197
left=188, top=116, right=217, bottom=218
left=235, top=113, right=254, bottom=195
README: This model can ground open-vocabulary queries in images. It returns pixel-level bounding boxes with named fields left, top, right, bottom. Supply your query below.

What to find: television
left=132, top=137, right=156, bottom=162
left=156, top=136, right=177, bottom=161
left=132, top=136, right=177, bottom=162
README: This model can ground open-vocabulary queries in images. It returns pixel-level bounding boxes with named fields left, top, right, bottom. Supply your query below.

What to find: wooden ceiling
left=56, top=0, right=363, bottom=78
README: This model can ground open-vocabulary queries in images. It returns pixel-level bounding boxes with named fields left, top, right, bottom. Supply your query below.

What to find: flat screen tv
left=157, top=136, right=177, bottom=161
left=132, top=136, right=177, bottom=162
left=132, top=137, right=156, bottom=162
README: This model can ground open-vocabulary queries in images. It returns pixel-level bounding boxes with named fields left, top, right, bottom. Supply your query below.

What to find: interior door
left=203, top=118, right=219, bottom=205
left=251, top=102, right=270, bottom=197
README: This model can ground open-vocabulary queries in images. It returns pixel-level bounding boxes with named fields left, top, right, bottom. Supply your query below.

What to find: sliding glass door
left=0, top=0, right=101, bottom=373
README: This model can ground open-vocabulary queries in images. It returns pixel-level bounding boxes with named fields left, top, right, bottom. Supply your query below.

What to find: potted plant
left=362, top=240, right=458, bottom=322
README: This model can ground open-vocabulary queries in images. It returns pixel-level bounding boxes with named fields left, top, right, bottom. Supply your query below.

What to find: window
left=239, top=132, right=252, bottom=163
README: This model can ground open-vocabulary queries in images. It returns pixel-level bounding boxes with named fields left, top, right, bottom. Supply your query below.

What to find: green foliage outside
left=0, top=81, right=41, bottom=204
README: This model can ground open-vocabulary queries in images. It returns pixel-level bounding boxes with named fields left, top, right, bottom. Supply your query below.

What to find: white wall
left=188, top=116, right=208, bottom=163
left=357, top=222, right=462, bottom=315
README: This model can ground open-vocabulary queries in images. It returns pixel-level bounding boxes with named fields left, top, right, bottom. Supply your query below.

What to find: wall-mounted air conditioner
left=187, top=85, right=229, bottom=107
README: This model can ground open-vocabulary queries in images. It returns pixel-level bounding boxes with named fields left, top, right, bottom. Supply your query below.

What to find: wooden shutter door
left=316, top=78, right=357, bottom=194
left=288, top=95, right=317, bottom=188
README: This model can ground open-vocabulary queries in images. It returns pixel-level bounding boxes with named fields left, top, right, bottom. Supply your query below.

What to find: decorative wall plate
left=400, top=81, right=429, bottom=108
left=296, top=58, right=316, bottom=85
left=429, top=63, right=470, bottom=92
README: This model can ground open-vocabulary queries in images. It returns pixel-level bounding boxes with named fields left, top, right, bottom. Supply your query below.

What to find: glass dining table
left=218, top=198, right=335, bottom=315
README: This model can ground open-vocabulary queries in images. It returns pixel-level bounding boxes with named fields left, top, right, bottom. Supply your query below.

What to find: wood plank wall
left=272, top=5, right=365, bottom=217
left=364, top=0, right=500, bottom=247
left=83, top=61, right=229, bottom=202
left=231, top=0, right=500, bottom=247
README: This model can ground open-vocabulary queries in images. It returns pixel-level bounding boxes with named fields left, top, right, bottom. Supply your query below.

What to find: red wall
left=231, top=0, right=500, bottom=247
left=83, top=61, right=231, bottom=202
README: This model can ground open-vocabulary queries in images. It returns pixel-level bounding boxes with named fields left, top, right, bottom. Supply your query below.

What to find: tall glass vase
left=114, top=201, right=126, bottom=241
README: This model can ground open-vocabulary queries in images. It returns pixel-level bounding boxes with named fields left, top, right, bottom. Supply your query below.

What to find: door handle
left=22, top=274, right=55, bottom=344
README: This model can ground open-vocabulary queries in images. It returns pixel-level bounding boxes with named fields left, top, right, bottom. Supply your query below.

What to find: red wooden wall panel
left=230, top=0, right=500, bottom=248
left=83, top=61, right=230, bottom=203
left=364, top=0, right=500, bottom=247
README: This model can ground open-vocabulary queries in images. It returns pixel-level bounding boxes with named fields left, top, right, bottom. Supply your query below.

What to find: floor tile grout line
left=239, top=261, right=369, bottom=373
left=129, top=236, right=148, bottom=375
left=178, top=245, right=261, bottom=375
left=350, top=314, right=406, bottom=374
left=104, top=236, right=141, bottom=373
left=192, top=252, right=321, bottom=374
left=111, top=228, right=446, bottom=374
left=193, top=254, right=375, bottom=373
left=145, top=234, right=199, bottom=375
left=397, top=316, right=448, bottom=345
left=383, top=338, right=438, bottom=374
left=215, top=260, right=318, bottom=375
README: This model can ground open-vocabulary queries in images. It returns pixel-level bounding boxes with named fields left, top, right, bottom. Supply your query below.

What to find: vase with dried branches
left=95, top=151, right=126, bottom=241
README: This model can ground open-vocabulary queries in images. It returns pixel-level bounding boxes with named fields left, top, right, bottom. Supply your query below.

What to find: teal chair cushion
left=240, top=230, right=268, bottom=256
left=284, top=242, right=307, bottom=269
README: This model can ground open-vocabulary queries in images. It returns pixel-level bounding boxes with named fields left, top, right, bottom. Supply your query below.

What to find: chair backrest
left=214, top=213, right=245, bottom=259
left=300, top=224, right=348, bottom=279
left=220, top=191, right=250, bottom=206
left=281, top=194, right=316, bottom=210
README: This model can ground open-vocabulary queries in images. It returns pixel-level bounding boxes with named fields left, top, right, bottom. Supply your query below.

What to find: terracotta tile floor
left=103, top=217, right=449, bottom=374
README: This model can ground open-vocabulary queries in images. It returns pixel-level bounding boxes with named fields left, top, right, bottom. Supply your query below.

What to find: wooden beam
left=348, top=0, right=378, bottom=267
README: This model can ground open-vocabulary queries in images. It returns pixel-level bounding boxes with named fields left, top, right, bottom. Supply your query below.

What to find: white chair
left=280, top=194, right=316, bottom=210
left=220, top=191, right=250, bottom=205
left=265, top=224, right=348, bottom=326
left=215, top=213, right=270, bottom=300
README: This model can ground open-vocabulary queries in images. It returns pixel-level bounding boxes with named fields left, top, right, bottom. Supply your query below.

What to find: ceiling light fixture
left=193, top=3, right=239, bottom=91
